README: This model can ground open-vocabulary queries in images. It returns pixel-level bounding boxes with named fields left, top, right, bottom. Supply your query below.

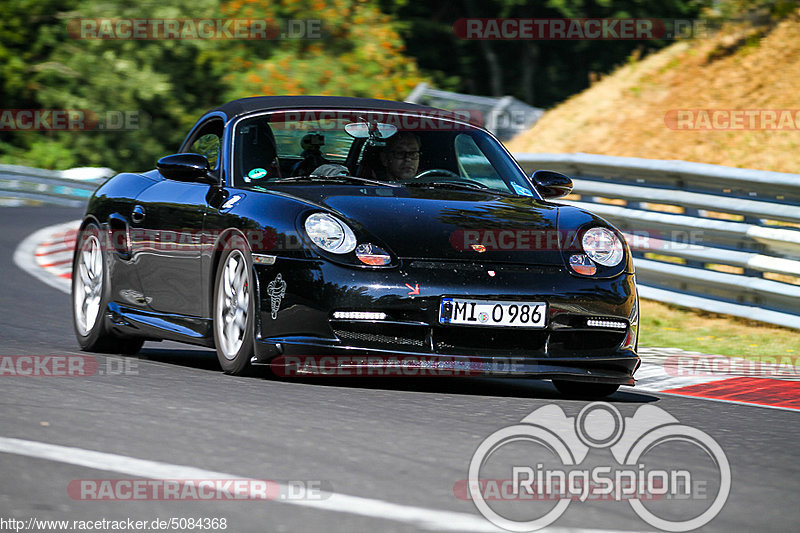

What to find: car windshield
left=232, top=110, right=537, bottom=197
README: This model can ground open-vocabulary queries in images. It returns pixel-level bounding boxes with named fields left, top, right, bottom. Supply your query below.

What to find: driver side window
left=184, top=118, right=224, bottom=169
left=455, top=134, right=497, bottom=179
left=190, top=133, right=221, bottom=168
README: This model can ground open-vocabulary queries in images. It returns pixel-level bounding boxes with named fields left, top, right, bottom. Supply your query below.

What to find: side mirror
left=531, top=170, right=573, bottom=199
left=157, top=153, right=216, bottom=184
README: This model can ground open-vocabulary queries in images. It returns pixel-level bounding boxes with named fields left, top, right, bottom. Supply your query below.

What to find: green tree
left=217, top=0, right=425, bottom=100
left=0, top=0, right=80, bottom=166
left=380, top=0, right=712, bottom=107
left=0, top=0, right=427, bottom=170
left=27, top=0, right=226, bottom=170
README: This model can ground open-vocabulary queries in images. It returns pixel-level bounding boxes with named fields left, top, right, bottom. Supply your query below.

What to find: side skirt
left=105, top=302, right=215, bottom=348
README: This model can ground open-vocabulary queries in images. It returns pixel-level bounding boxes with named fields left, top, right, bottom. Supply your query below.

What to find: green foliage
left=707, top=0, right=798, bottom=19
left=0, top=0, right=81, bottom=167
left=0, top=0, right=79, bottom=106
left=0, top=138, right=77, bottom=168
left=0, top=0, right=426, bottom=170
left=217, top=0, right=425, bottom=100
left=1, top=0, right=763, bottom=171
left=379, top=0, right=712, bottom=108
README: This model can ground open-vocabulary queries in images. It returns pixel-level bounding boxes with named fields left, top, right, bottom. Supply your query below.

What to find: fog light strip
left=587, top=319, right=627, bottom=329
left=333, top=311, right=387, bottom=320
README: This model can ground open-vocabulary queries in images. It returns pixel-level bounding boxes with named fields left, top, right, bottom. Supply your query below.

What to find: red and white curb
left=15, top=221, right=800, bottom=410
left=628, top=348, right=800, bottom=411
left=34, top=224, right=77, bottom=278
left=13, top=220, right=80, bottom=295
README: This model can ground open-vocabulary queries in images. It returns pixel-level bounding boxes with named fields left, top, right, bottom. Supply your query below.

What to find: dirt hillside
left=507, top=9, right=800, bottom=173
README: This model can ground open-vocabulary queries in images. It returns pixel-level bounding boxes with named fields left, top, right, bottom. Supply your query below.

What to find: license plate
left=439, top=298, right=547, bottom=328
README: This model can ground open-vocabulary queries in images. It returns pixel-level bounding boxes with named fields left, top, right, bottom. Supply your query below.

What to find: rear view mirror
left=345, top=122, right=398, bottom=141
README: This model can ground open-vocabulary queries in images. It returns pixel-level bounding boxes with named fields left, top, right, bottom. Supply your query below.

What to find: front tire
left=552, top=380, right=620, bottom=398
left=213, top=237, right=255, bottom=375
left=72, top=223, right=143, bottom=354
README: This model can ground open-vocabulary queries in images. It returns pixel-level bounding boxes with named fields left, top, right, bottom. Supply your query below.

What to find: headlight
left=582, top=227, right=623, bottom=267
left=304, top=213, right=357, bottom=254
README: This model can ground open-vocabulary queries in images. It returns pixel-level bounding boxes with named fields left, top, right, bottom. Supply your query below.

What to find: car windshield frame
left=228, top=108, right=542, bottom=199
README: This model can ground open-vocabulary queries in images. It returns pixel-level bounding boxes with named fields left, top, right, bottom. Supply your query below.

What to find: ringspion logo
left=465, top=403, right=730, bottom=531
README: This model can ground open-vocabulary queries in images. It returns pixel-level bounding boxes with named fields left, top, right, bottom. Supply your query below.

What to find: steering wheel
left=413, top=169, right=488, bottom=190
left=413, top=169, right=460, bottom=180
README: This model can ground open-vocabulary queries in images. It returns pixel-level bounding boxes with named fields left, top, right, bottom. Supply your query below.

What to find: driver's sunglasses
left=389, top=150, right=420, bottom=161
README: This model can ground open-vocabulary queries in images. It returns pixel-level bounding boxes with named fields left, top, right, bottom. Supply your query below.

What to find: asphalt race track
left=1, top=206, right=798, bottom=533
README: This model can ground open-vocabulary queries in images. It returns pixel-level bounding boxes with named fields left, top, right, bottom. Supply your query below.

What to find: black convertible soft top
left=210, top=95, right=450, bottom=120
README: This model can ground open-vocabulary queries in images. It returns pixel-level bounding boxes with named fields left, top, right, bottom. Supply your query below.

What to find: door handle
left=132, top=205, right=146, bottom=224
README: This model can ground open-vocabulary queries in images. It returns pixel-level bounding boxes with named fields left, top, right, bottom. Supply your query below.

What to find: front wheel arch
left=71, top=221, right=143, bottom=354
left=212, top=234, right=257, bottom=375
left=208, top=228, right=254, bottom=319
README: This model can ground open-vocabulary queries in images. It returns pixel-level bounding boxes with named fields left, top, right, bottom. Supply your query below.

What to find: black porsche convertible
left=72, top=96, right=639, bottom=397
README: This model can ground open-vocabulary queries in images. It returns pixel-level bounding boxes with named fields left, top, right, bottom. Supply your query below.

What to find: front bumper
left=252, top=258, right=639, bottom=384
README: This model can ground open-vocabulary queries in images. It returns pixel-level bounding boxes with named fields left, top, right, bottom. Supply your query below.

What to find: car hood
left=283, top=186, right=563, bottom=264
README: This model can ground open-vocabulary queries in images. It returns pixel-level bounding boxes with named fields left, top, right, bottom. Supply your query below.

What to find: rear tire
left=213, top=236, right=255, bottom=375
left=552, top=380, right=620, bottom=398
left=72, top=223, right=144, bottom=355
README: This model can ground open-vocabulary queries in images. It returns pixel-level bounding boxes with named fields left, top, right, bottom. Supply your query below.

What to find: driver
left=379, top=132, right=421, bottom=181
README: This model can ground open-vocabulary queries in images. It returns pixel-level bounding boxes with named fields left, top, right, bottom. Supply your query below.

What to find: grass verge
left=639, top=299, right=800, bottom=357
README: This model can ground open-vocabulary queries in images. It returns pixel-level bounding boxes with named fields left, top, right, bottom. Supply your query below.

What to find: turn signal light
left=569, top=254, right=597, bottom=275
left=355, top=243, right=391, bottom=266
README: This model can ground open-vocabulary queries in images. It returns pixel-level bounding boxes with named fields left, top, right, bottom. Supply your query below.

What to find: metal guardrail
left=0, top=164, right=111, bottom=207
left=515, top=153, right=800, bottom=329
left=406, top=83, right=544, bottom=141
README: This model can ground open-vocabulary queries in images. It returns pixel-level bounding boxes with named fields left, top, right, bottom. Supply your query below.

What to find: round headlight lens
left=304, top=213, right=357, bottom=254
left=582, top=227, right=624, bottom=267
